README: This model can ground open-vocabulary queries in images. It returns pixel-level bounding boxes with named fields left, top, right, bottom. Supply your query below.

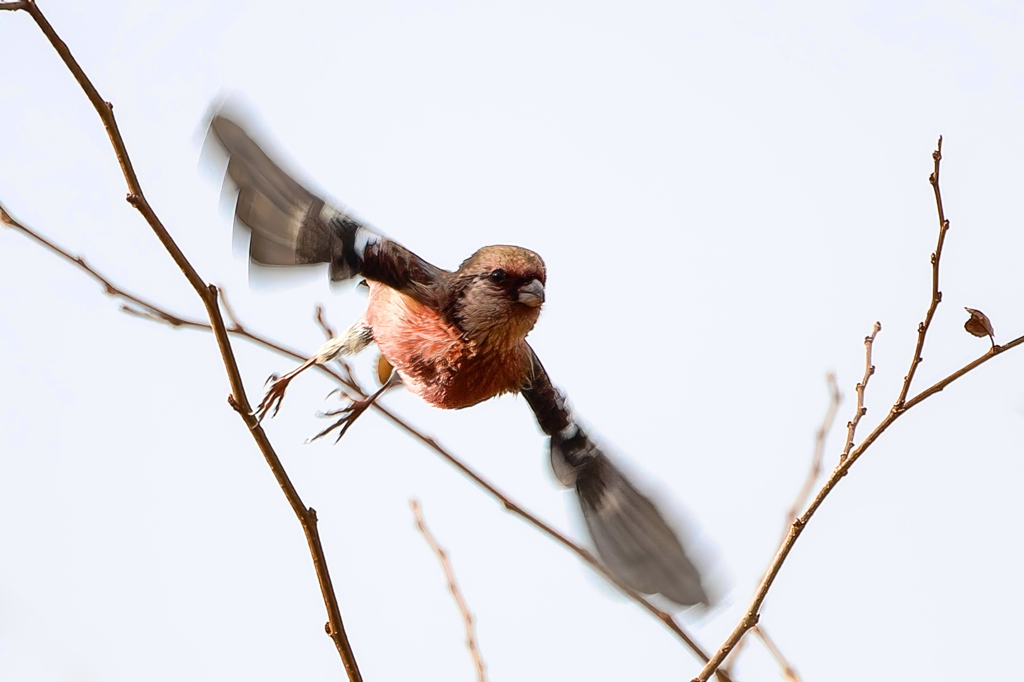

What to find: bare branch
left=411, top=500, right=487, bottom=682
left=1, top=204, right=173, bottom=322
left=840, top=324, right=881, bottom=464
left=896, top=136, right=950, bottom=407
left=694, top=331, right=1024, bottom=681
left=1, top=208, right=725, bottom=677
left=2, top=3, right=362, bottom=676
left=692, top=140, right=1024, bottom=681
left=734, top=373, right=842, bottom=681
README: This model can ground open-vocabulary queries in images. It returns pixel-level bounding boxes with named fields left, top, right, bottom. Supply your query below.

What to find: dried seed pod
left=964, top=307, right=995, bottom=341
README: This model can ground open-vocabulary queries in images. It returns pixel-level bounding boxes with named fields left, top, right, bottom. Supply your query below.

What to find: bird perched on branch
left=207, top=113, right=709, bottom=607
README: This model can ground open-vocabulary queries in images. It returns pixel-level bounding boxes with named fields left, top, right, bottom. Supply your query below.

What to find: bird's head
left=450, top=245, right=546, bottom=350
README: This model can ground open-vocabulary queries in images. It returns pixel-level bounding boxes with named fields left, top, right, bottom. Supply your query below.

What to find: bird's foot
left=308, top=395, right=376, bottom=444
left=307, top=378, right=397, bottom=444
left=253, top=373, right=293, bottom=422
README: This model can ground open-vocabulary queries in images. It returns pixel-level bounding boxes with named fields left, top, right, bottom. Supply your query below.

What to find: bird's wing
left=521, top=348, right=709, bottom=607
left=208, top=114, right=448, bottom=306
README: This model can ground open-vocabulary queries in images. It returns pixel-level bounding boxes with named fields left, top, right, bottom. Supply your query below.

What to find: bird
left=207, top=112, right=709, bottom=607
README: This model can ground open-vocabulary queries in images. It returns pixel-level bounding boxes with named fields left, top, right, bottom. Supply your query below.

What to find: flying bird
left=207, top=113, right=709, bottom=607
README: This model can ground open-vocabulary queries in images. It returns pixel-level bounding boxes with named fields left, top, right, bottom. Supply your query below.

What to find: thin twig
left=691, top=140, right=1024, bottom=681
left=0, top=204, right=176, bottom=324
left=752, top=627, right=801, bottom=682
left=0, top=208, right=726, bottom=679
left=896, top=136, right=950, bottom=408
left=315, top=304, right=337, bottom=339
left=786, top=372, right=843, bottom=536
left=120, top=304, right=178, bottom=326
left=735, top=373, right=842, bottom=681
left=840, top=324, right=881, bottom=464
left=411, top=499, right=487, bottom=682
left=217, top=285, right=243, bottom=330
left=693, top=333, right=1024, bottom=682
left=1, top=3, right=362, bottom=677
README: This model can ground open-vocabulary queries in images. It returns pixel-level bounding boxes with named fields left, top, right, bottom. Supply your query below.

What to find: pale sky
left=2, top=1, right=1023, bottom=680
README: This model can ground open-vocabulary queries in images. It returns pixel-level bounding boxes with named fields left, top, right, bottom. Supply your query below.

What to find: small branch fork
left=727, top=373, right=841, bottom=679
left=412, top=500, right=488, bottom=682
left=691, top=138, right=1024, bottom=682
left=0, top=207, right=726, bottom=678
left=0, top=2, right=361, bottom=678
left=787, top=372, right=843, bottom=537
left=727, top=373, right=843, bottom=680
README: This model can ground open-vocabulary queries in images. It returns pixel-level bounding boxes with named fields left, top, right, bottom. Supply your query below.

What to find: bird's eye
left=489, top=268, right=506, bottom=283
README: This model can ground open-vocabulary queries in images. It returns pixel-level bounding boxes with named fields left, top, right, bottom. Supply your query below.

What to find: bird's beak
left=517, top=278, right=545, bottom=308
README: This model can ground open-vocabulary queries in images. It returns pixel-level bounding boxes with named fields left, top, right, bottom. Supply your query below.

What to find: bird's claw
left=252, top=373, right=291, bottom=422
left=308, top=396, right=375, bottom=444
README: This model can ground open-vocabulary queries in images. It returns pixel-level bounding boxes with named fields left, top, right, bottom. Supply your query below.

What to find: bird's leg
left=309, top=373, right=402, bottom=444
left=253, top=322, right=373, bottom=421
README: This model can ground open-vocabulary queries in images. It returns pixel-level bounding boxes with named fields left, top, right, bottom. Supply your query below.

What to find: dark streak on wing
left=208, top=114, right=449, bottom=307
left=522, top=348, right=709, bottom=607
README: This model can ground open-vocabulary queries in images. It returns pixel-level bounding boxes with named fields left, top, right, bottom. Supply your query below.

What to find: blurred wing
left=208, top=114, right=448, bottom=306
left=576, top=456, right=708, bottom=606
left=521, top=348, right=708, bottom=607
